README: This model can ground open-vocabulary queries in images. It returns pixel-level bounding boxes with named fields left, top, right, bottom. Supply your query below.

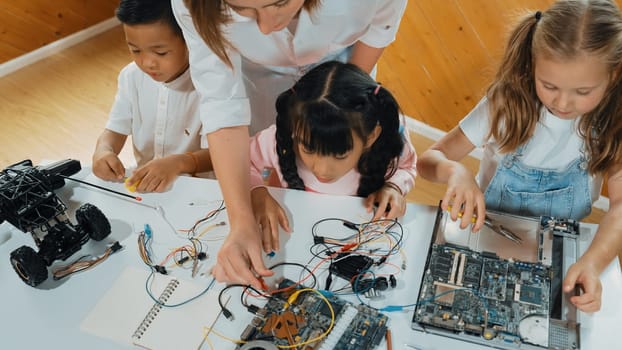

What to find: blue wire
left=379, top=287, right=477, bottom=312
left=144, top=223, right=152, bottom=237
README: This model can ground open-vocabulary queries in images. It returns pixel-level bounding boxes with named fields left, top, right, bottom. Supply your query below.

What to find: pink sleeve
left=387, top=125, right=417, bottom=195
left=249, top=125, right=283, bottom=189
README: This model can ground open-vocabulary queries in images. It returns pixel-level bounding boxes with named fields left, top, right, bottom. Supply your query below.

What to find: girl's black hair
left=116, top=0, right=182, bottom=37
left=275, top=61, right=404, bottom=197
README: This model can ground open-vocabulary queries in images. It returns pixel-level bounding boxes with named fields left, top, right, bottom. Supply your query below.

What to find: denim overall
left=483, top=143, right=592, bottom=220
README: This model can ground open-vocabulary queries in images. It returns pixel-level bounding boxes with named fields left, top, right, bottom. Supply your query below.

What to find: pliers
left=483, top=216, right=522, bottom=244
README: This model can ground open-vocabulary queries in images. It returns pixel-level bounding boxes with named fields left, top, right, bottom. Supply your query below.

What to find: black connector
left=325, top=273, right=333, bottom=291
left=246, top=304, right=260, bottom=315
left=110, top=241, right=123, bottom=253
left=313, top=236, right=325, bottom=244
left=222, top=307, right=234, bottom=321
left=342, top=220, right=359, bottom=231
left=154, top=265, right=168, bottom=275
left=197, top=252, right=207, bottom=260
left=178, top=256, right=189, bottom=264
left=389, top=274, right=397, bottom=288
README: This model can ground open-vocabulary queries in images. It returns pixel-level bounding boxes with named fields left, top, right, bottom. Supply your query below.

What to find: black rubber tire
left=76, top=203, right=111, bottom=241
left=10, top=246, right=48, bottom=287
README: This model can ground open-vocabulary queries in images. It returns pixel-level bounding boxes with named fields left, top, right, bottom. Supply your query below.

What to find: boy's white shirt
left=460, top=96, right=603, bottom=203
left=106, top=62, right=206, bottom=167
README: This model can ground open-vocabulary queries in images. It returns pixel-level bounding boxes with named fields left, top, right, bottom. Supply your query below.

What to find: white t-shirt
left=106, top=62, right=206, bottom=167
left=459, top=97, right=603, bottom=202
left=171, top=0, right=408, bottom=134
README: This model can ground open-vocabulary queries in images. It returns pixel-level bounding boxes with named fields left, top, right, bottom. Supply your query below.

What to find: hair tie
left=535, top=11, right=542, bottom=22
left=373, top=85, right=381, bottom=95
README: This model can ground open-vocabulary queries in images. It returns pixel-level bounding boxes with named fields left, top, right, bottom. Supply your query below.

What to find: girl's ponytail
left=357, top=86, right=403, bottom=197
left=487, top=12, right=541, bottom=153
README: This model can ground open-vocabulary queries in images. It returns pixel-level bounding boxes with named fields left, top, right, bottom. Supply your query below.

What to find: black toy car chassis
left=0, top=159, right=112, bottom=287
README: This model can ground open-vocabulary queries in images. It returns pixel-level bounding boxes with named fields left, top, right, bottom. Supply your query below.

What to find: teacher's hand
left=212, top=226, right=274, bottom=290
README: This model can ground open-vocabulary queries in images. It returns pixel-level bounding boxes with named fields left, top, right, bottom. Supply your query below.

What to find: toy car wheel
left=10, top=246, right=48, bottom=287
left=76, top=203, right=111, bottom=241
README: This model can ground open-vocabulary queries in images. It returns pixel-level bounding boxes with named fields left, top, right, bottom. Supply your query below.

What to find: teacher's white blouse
left=172, top=0, right=407, bottom=134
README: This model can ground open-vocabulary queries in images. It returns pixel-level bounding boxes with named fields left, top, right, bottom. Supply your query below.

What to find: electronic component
left=237, top=279, right=387, bottom=350
left=412, top=210, right=581, bottom=350
left=414, top=244, right=551, bottom=342
left=329, top=253, right=374, bottom=281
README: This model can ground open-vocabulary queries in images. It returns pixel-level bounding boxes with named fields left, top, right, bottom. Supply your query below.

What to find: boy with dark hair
left=93, top=0, right=210, bottom=192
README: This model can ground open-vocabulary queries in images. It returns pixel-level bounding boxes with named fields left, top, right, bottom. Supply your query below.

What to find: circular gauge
left=518, top=315, right=548, bottom=346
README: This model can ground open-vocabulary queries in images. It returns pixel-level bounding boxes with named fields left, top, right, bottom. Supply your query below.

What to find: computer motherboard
left=414, top=243, right=553, bottom=345
left=237, top=279, right=388, bottom=350
left=412, top=210, right=580, bottom=350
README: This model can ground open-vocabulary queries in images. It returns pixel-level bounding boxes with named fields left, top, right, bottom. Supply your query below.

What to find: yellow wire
left=203, top=326, right=246, bottom=345
left=195, top=222, right=225, bottom=240
left=199, top=329, right=215, bottom=350
left=203, top=288, right=335, bottom=349
left=278, top=288, right=335, bottom=349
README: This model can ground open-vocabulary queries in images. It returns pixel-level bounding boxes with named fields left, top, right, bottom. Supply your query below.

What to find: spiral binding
left=132, top=278, right=180, bottom=340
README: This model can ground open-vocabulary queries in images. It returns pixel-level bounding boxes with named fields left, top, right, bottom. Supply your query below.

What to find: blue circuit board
left=237, top=279, right=387, bottom=350
left=413, top=243, right=551, bottom=347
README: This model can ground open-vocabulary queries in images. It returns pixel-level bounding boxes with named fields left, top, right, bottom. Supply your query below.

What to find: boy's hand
left=442, top=168, right=486, bottom=231
left=251, top=187, right=291, bottom=252
left=127, top=157, right=181, bottom=193
left=92, top=151, right=125, bottom=181
left=365, top=183, right=406, bottom=220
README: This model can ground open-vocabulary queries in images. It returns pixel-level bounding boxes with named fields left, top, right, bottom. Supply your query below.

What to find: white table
left=1, top=169, right=620, bottom=350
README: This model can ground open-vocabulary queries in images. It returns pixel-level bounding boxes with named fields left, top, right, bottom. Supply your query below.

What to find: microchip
left=319, top=299, right=344, bottom=317
left=519, top=285, right=543, bottom=306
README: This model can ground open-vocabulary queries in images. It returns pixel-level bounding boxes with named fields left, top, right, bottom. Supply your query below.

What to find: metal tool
left=446, top=205, right=522, bottom=244
left=484, top=216, right=522, bottom=244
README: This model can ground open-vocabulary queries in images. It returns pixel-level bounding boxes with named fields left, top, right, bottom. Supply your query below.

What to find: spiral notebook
left=80, top=266, right=226, bottom=349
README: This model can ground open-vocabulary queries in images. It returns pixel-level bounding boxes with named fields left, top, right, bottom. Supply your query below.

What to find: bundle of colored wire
left=137, top=224, right=170, bottom=274
left=156, top=238, right=207, bottom=279
left=52, top=241, right=122, bottom=280
left=187, top=201, right=226, bottom=238
left=194, top=221, right=227, bottom=241
left=138, top=224, right=156, bottom=266
left=160, top=243, right=199, bottom=267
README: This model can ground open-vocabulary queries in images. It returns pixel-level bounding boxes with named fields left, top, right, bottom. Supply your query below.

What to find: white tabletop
left=1, top=169, right=620, bottom=350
